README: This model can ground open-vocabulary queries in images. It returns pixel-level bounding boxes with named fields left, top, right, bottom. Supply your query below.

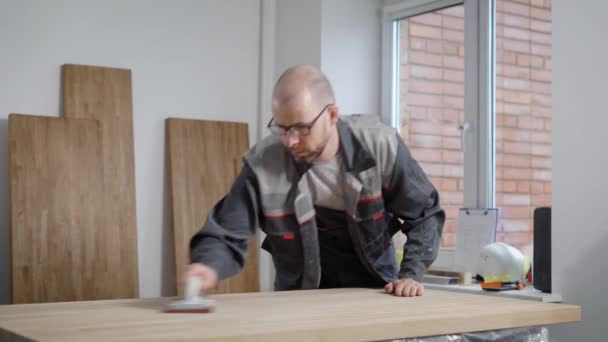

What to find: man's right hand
left=181, top=263, right=219, bottom=293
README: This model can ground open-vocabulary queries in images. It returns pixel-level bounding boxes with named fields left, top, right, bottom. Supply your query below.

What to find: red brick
left=442, top=136, right=462, bottom=150
left=544, top=182, right=552, bottom=193
left=497, top=128, right=531, bottom=142
left=410, top=23, right=442, bottom=39
left=533, top=169, right=552, bottom=182
left=411, top=134, right=442, bottom=148
left=409, top=37, right=426, bottom=50
left=410, top=65, right=442, bottom=80
left=501, top=232, right=533, bottom=247
left=458, top=46, right=465, bottom=57
left=504, top=141, right=531, bottom=155
left=442, top=109, right=460, bottom=122
left=408, top=106, right=427, bottom=119
left=502, top=1, right=530, bottom=16
left=410, top=147, right=442, bottom=162
left=530, top=7, right=551, bottom=20
left=531, top=194, right=552, bottom=206
left=502, top=77, right=531, bottom=91
left=518, top=116, right=545, bottom=130
left=441, top=122, right=461, bottom=137
left=498, top=114, right=519, bottom=128
left=532, top=94, right=551, bottom=107
left=504, top=27, right=531, bottom=41
left=501, top=219, right=530, bottom=232
left=409, top=79, right=443, bottom=94
left=516, top=54, right=531, bottom=66
left=502, top=64, right=531, bottom=79
left=442, top=150, right=464, bottom=163
left=531, top=0, right=546, bottom=8
left=427, top=108, right=445, bottom=121
left=441, top=233, right=456, bottom=248
left=497, top=49, right=517, bottom=64
left=544, top=118, right=552, bottom=130
left=531, top=69, right=552, bottom=82
left=410, top=120, right=440, bottom=135
left=443, top=82, right=464, bottom=96
left=442, top=29, right=464, bottom=43
left=444, top=206, right=460, bottom=221
left=443, top=56, right=464, bottom=70
left=531, top=182, right=545, bottom=194
left=531, top=44, right=551, bottom=57
left=497, top=193, right=531, bottom=206
left=531, top=31, right=551, bottom=45
left=409, top=51, right=443, bottom=67
left=443, top=96, right=464, bottom=110
left=441, top=191, right=464, bottom=205
left=503, top=38, right=531, bottom=53
left=496, top=101, right=504, bottom=114
left=444, top=69, right=464, bottom=82
left=531, top=132, right=551, bottom=144
left=544, top=58, right=552, bottom=70
left=407, top=93, right=443, bottom=107
left=497, top=180, right=517, bottom=192
left=502, top=167, right=533, bottom=180
left=499, top=153, right=532, bottom=167
left=504, top=90, right=532, bottom=104
left=531, top=144, right=552, bottom=156
left=440, top=178, right=459, bottom=192
left=531, top=56, right=544, bottom=68
left=517, top=181, right=531, bottom=193
left=532, top=80, right=551, bottom=94
left=504, top=103, right=531, bottom=116
left=502, top=14, right=531, bottom=28
left=532, top=156, right=551, bottom=169
left=444, top=221, right=458, bottom=233
left=400, top=65, right=409, bottom=80
left=458, top=179, right=464, bottom=191
left=443, top=15, right=464, bottom=30
left=420, top=162, right=443, bottom=177
left=409, top=13, right=443, bottom=27
left=500, top=206, right=532, bottom=219
left=440, top=6, right=464, bottom=17
left=532, top=104, right=552, bottom=118
left=531, top=19, right=552, bottom=33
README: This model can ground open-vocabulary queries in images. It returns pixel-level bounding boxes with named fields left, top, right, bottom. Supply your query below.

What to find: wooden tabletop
left=0, top=288, right=580, bottom=342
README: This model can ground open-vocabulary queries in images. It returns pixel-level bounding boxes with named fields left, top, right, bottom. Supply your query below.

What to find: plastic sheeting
left=387, top=326, right=550, bottom=342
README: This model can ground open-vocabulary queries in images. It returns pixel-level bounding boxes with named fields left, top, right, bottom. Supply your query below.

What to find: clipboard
left=454, top=208, right=498, bottom=273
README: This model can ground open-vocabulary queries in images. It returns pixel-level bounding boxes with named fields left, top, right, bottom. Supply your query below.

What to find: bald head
left=272, top=65, right=335, bottom=116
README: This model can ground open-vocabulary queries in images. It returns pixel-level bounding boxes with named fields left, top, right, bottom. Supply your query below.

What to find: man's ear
left=328, top=105, right=340, bottom=124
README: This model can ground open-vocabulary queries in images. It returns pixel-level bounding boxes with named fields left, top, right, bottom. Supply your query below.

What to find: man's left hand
left=384, top=278, right=424, bottom=297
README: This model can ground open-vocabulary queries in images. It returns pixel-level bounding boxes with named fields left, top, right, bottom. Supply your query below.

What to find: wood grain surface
left=8, top=114, right=105, bottom=303
left=0, top=288, right=581, bottom=341
left=166, top=118, right=258, bottom=295
left=61, top=64, right=139, bottom=299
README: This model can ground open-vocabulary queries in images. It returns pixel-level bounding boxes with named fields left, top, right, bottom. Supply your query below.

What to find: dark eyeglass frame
left=267, top=103, right=334, bottom=136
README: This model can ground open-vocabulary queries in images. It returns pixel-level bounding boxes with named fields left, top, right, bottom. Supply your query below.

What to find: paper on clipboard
left=454, top=208, right=498, bottom=273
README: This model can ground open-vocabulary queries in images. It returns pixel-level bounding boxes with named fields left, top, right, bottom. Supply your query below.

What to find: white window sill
left=423, top=282, right=562, bottom=303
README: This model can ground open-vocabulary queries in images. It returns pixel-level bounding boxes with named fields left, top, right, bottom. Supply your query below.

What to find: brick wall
left=399, top=0, right=552, bottom=253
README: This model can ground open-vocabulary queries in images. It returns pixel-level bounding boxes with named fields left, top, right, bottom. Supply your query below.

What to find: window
left=383, top=0, right=551, bottom=266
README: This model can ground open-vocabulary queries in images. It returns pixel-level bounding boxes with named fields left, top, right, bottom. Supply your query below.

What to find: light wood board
left=166, top=118, right=258, bottom=295
left=0, top=288, right=581, bottom=341
left=8, top=114, right=106, bottom=303
left=61, top=64, right=139, bottom=299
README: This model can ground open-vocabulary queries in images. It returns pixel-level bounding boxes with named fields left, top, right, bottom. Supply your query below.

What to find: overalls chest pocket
left=260, top=214, right=304, bottom=265
left=356, top=192, right=389, bottom=256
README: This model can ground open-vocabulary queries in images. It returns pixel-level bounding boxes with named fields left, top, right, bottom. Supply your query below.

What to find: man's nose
left=282, top=131, right=300, bottom=148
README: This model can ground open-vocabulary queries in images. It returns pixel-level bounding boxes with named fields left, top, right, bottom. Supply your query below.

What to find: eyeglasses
left=267, top=104, right=333, bottom=137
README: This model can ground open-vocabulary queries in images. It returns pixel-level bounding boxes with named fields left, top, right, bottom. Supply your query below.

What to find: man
left=184, top=65, right=445, bottom=297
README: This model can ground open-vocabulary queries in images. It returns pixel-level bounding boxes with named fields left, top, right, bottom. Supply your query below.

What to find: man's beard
left=290, top=134, right=331, bottom=163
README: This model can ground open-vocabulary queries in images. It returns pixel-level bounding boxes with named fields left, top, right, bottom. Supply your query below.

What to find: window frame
left=381, top=0, right=495, bottom=269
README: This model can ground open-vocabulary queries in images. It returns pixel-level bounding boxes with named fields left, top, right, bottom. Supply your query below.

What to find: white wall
left=321, top=0, right=382, bottom=115
left=551, top=0, right=608, bottom=340
left=0, top=0, right=261, bottom=303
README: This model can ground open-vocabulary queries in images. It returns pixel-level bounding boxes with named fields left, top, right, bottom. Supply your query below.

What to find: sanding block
left=164, top=276, right=216, bottom=313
